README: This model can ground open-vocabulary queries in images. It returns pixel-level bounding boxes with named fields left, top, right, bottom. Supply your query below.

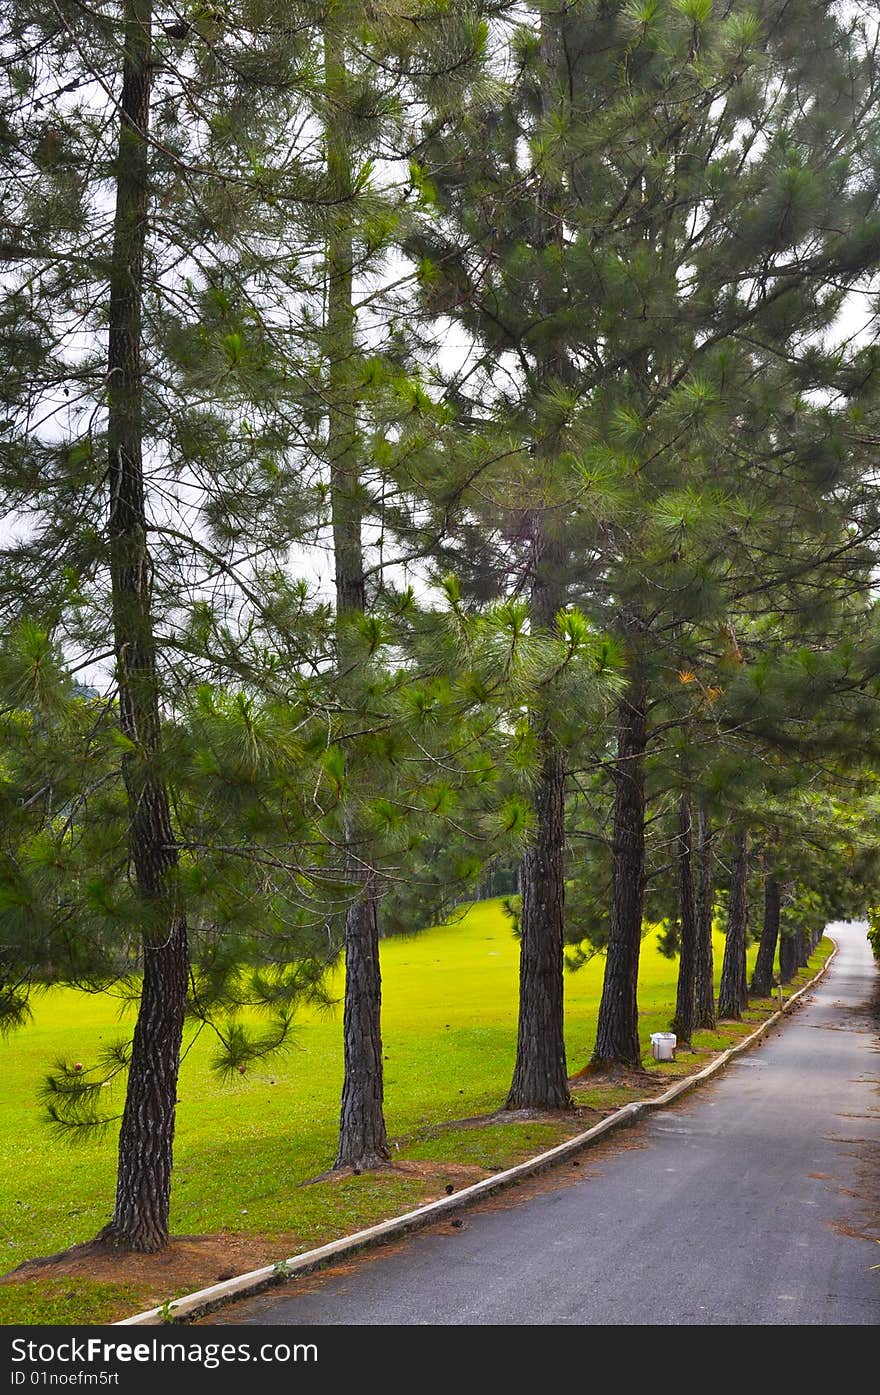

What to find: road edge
left=117, top=938, right=838, bottom=1326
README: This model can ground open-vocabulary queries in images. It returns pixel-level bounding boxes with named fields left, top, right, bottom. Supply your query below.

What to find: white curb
left=117, top=938, right=837, bottom=1326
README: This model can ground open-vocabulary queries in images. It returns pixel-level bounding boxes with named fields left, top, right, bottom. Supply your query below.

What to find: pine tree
left=669, top=795, right=698, bottom=1045
left=750, top=860, right=781, bottom=998
left=0, top=0, right=341, bottom=1248
left=718, top=828, right=750, bottom=1020
left=299, top=0, right=512, bottom=1165
left=96, top=0, right=190, bottom=1251
left=694, top=806, right=716, bottom=1029
left=320, top=10, right=390, bottom=1172
left=503, top=2, right=574, bottom=1114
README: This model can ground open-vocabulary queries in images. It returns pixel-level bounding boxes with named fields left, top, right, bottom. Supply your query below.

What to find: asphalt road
left=216, top=921, right=880, bottom=1326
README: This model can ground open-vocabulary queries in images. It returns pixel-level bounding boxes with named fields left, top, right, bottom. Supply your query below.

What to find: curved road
left=215, top=922, right=880, bottom=1326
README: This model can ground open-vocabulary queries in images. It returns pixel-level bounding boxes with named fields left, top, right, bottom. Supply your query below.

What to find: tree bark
left=750, top=872, right=780, bottom=997
left=98, top=0, right=188, bottom=1253
left=336, top=870, right=387, bottom=1168
left=326, top=24, right=388, bottom=1171
left=505, top=476, right=570, bottom=1109
left=506, top=737, right=571, bottom=1110
left=693, top=806, right=716, bottom=1030
left=718, top=829, right=749, bottom=1020
left=778, top=921, right=798, bottom=983
left=591, top=677, right=647, bottom=1069
left=670, top=796, right=698, bottom=1045
left=102, top=919, right=187, bottom=1251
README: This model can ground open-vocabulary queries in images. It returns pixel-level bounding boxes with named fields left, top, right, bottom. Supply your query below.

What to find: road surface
left=214, top=921, right=880, bottom=1326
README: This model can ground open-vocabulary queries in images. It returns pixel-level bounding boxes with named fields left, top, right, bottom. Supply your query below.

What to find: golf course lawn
left=0, top=899, right=831, bottom=1324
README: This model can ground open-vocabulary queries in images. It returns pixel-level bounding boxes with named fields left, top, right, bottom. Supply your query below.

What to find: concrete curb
left=117, top=939, right=837, bottom=1326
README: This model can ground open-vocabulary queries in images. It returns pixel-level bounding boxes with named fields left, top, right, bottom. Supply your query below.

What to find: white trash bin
left=650, top=1032, right=677, bottom=1062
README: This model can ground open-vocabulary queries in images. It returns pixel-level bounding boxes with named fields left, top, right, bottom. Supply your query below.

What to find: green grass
left=0, top=900, right=832, bottom=1323
left=401, top=1120, right=579, bottom=1169
left=0, top=1280, right=142, bottom=1326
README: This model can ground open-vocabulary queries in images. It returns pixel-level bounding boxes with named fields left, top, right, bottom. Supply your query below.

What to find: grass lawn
left=0, top=900, right=833, bottom=1324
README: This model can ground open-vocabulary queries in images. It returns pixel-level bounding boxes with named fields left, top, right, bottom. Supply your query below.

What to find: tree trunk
left=779, top=925, right=798, bottom=983
left=718, top=829, right=749, bottom=1020
left=693, top=806, right=716, bottom=1030
left=505, top=501, right=570, bottom=1110
left=795, top=926, right=810, bottom=969
left=750, top=872, right=780, bottom=997
left=326, top=25, right=388, bottom=1171
left=670, top=796, right=698, bottom=1045
left=591, top=678, right=647, bottom=1069
left=506, top=738, right=571, bottom=1110
left=336, top=870, right=387, bottom=1169
left=98, top=0, right=188, bottom=1253
left=102, top=919, right=188, bottom=1251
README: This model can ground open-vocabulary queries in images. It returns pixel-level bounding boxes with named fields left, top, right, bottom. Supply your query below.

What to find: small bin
left=650, top=1032, right=677, bottom=1062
